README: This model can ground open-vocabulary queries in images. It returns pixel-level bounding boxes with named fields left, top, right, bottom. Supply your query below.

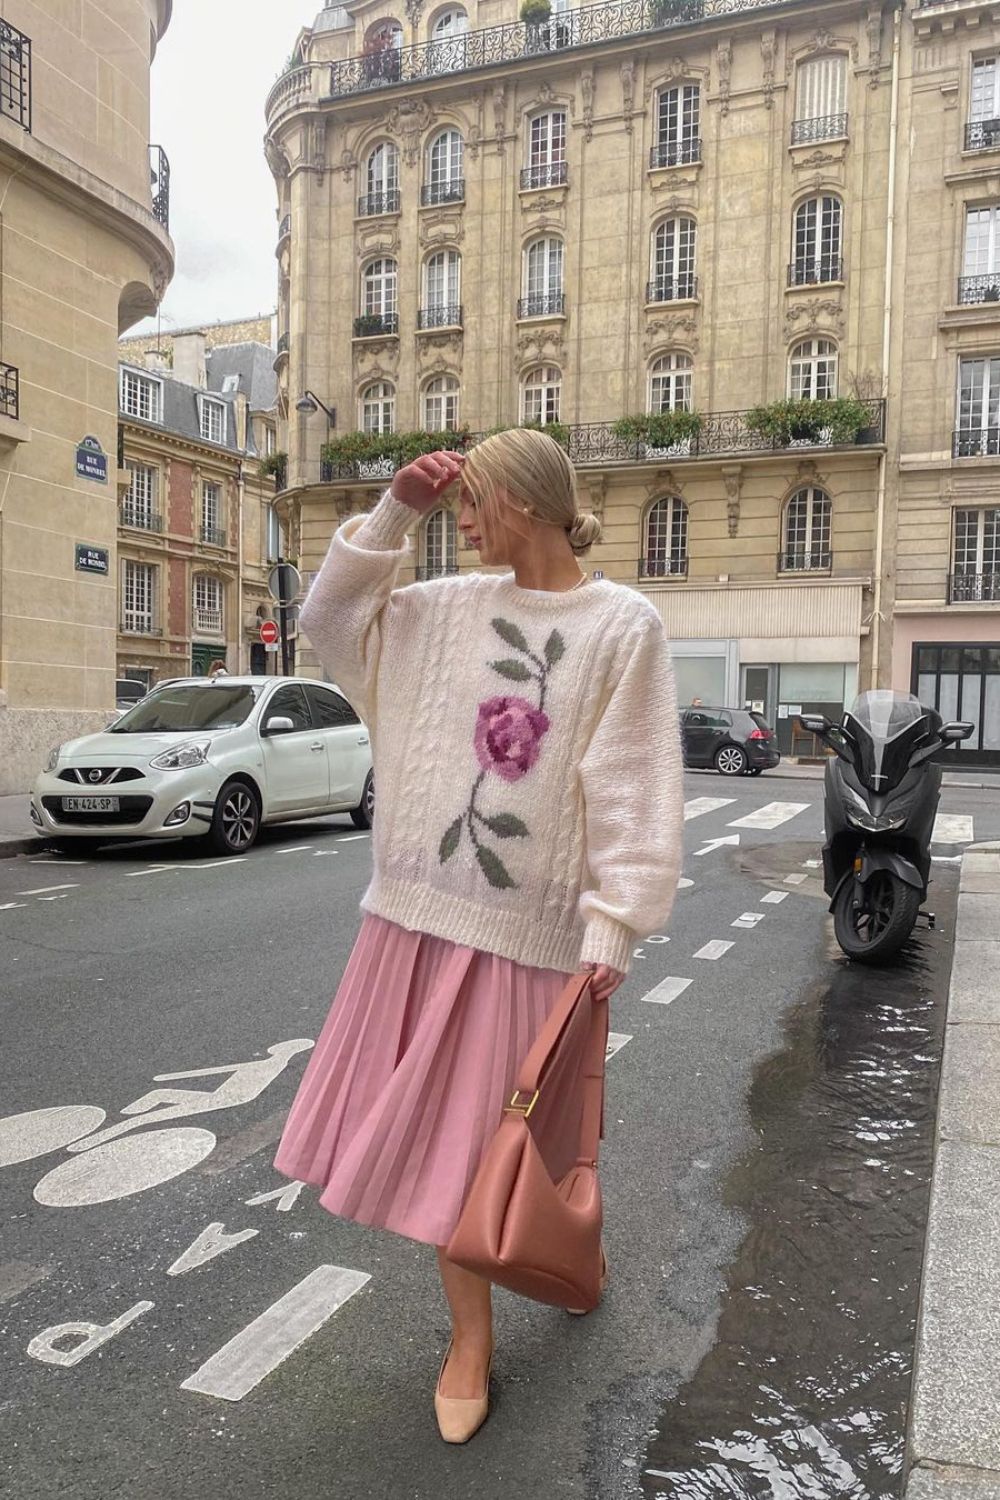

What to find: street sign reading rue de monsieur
left=75, top=436, right=108, bottom=484
left=74, top=544, right=109, bottom=576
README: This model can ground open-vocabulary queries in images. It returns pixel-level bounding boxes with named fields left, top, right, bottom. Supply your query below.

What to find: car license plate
left=61, top=796, right=119, bottom=813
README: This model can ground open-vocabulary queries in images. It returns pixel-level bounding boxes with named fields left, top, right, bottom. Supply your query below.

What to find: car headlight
left=46, top=745, right=62, bottom=772
left=149, top=740, right=211, bottom=772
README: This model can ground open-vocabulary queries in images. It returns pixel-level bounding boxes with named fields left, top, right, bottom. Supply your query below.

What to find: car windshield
left=110, top=684, right=258, bottom=734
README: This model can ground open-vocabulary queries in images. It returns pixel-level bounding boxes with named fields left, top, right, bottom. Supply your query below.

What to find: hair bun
left=568, top=512, right=602, bottom=555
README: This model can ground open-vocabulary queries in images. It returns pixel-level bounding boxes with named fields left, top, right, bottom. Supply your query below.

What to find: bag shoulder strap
left=511, top=972, right=609, bottom=1168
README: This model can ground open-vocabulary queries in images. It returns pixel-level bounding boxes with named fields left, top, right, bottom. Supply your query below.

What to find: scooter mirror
left=940, top=721, right=975, bottom=742
left=798, top=713, right=831, bottom=734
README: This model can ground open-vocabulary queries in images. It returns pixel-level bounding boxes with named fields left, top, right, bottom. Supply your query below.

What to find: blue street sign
left=76, top=435, right=108, bottom=484
left=75, top=544, right=109, bottom=576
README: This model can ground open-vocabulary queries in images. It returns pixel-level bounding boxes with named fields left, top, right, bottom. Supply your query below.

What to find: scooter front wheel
left=832, top=871, right=921, bottom=964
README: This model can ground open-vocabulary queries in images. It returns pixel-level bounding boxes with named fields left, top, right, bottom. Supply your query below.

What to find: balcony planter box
left=611, top=410, right=702, bottom=457
left=322, top=427, right=473, bottom=478
left=745, top=397, right=867, bottom=448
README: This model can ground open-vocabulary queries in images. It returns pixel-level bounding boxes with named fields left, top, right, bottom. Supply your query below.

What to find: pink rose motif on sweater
left=439, top=617, right=565, bottom=890
left=474, top=696, right=550, bottom=784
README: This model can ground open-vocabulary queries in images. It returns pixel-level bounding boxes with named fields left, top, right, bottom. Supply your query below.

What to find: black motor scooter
left=799, top=692, right=973, bottom=964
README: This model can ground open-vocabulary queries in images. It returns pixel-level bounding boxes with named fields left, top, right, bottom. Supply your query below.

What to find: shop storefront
left=892, top=614, right=1000, bottom=768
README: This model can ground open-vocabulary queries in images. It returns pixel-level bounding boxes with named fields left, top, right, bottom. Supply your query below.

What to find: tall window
left=362, top=141, right=400, bottom=214
left=123, top=462, right=157, bottom=529
left=266, top=507, right=283, bottom=563
left=789, top=338, right=838, bottom=400
left=202, top=481, right=224, bottom=544
left=522, top=366, right=561, bottom=425
left=422, top=250, right=461, bottom=327
left=961, top=206, right=1000, bottom=304
left=422, top=508, right=458, bottom=577
left=782, top=487, right=832, bottom=571
left=361, top=258, right=398, bottom=319
left=791, top=196, right=843, bottom=285
left=425, top=129, right=464, bottom=203
left=971, top=56, right=1000, bottom=122
left=430, top=8, right=468, bottom=72
left=521, top=237, right=564, bottom=316
left=193, top=574, right=223, bottom=632
left=361, top=380, right=395, bottom=434
left=200, top=398, right=226, bottom=445
left=953, top=507, right=1000, bottom=600
left=957, top=356, right=1000, bottom=456
left=120, top=369, right=162, bottom=423
left=423, top=374, right=460, bottom=431
left=792, top=56, right=847, bottom=143
left=653, top=85, right=700, bottom=168
left=649, top=217, right=697, bottom=302
left=649, top=352, right=693, bottom=412
left=643, top=497, right=688, bottom=577
left=524, top=111, right=567, bottom=188
left=122, top=560, right=156, bottom=633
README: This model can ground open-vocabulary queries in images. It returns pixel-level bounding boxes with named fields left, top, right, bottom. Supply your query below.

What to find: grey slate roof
left=206, top=343, right=278, bottom=414
left=119, top=342, right=277, bottom=458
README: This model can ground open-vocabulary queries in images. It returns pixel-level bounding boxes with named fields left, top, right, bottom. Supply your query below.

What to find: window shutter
left=797, top=56, right=845, bottom=121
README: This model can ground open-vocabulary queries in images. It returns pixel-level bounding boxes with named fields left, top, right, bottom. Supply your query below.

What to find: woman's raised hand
left=391, top=450, right=465, bottom=514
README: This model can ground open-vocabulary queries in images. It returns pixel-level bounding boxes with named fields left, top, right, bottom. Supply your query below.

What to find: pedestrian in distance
left=274, top=428, right=683, bottom=1444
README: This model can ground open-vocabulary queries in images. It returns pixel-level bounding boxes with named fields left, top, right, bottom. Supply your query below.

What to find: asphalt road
left=1, top=771, right=997, bottom=1500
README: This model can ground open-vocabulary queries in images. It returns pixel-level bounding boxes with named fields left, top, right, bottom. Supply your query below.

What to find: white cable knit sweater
left=300, top=492, right=684, bottom=976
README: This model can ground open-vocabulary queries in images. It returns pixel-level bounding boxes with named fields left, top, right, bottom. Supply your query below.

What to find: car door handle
left=310, top=742, right=324, bottom=752
left=357, top=735, right=369, bottom=745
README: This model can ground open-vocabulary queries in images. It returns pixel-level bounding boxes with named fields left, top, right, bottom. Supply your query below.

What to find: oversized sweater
left=299, top=492, right=684, bottom=976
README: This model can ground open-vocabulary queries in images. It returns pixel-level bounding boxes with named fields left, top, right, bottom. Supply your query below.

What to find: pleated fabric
left=273, top=914, right=584, bottom=1247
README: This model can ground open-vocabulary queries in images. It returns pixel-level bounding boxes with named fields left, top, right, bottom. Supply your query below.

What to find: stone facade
left=119, top=314, right=278, bottom=367
left=0, top=0, right=174, bottom=792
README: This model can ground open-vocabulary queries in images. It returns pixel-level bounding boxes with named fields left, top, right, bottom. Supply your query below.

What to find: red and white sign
left=258, top=620, right=279, bottom=646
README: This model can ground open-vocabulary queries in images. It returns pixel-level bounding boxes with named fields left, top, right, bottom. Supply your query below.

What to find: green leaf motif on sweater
left=490, top=658, right=533, bottom=683
left=544, top=630, right=566, bottom=668
left=481, top=813, right=529, bottom=839
left=439, top=817, right=462, bottom=864
left=476, top=844, right=517, bottom=889
left=491, top=617, right=531, bottom=656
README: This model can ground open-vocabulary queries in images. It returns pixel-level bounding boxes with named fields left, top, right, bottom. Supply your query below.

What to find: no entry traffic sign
left=259, top=620, right=279, bottom=646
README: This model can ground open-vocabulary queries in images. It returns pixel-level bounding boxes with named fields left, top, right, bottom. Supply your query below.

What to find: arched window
left=360, top=380, right=395, bottom=435
left=361, top=142, right=400, bottom=216
left=429, top=7, right=468, bottom=72
left=422, top=507, right=458, bottom=578
left=791, top=196, right=843, bottom=286
left=423, top=374, right=460, bottom=431
left=649, top=218, right=697, bottom=303
left=520, top=238, right=564, bottom=317
left=421, top=250, right=461, bottom=328
left=433, top=6, right=468, bottom=36
left=524, top=111, right=567, bottom=189
left=792, top=56, right=847, bottom=144
left=360, top=258, right=398, bottom=333
left=649, top=352, right=693, bottom=412
left=522, top=365, right=561, bottom=425
left=782, top=487, right=832, bottom=572
left=424, top=129, right=465, bottom=204
left=789, top=338, right=838, bottom=400
left=643, top=498, right=689, bottom=578
left=362, top=20, right=402, bottom=83
left=652, top=84, right=700, bottom=168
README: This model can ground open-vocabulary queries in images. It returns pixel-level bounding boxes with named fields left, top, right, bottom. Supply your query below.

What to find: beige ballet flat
left=566, top=1248, right=609, bottom=1316
left=434, top=1339, right=493, bottom=1444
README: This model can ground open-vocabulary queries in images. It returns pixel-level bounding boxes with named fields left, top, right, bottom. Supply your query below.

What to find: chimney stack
left=172, top=331, right=207, bottom=388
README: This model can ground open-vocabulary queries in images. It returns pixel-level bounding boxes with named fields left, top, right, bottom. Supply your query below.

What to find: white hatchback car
left=30, top=676, right=374, bottom=855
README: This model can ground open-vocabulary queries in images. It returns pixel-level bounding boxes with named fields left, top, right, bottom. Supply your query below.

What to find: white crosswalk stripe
left=727, top=801, right=811, bottom=831
left=683, top=796, right=737, bottom=822
left=932, top=814, right=975, bottom=844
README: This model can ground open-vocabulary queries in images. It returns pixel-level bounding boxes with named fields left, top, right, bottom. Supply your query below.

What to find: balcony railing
left=354, top=312, right=399, bottom=337
left=0, top=21, right=31, bottom=132
left=647, top=276, right=698, bottom=303
left=639, top=556, right=688, bottom=578
left=416, top=564, right=460, bottom=580
left=421, top=180, right=465, bottom=206
left=521, top=161, right=569, bottom=190
left=649, top=139, right=701, bottom=169
left=966, top=118, right=1000, bottom=152
left=791, top=114, right=848, bottom=146
left=201, top=526, right=227, bottom=548
left=328, top=0, right=723, bottom=98
left=358, top=189, right=401, bottom=217
left=194, top=608, right=223, bottom=635
left=788, top=256, right=843, bottom=287
left=149, top=145, right=170, bottom=231
left=517, top=292, right=566, bottom=319
left=778, top=550, right=833, bottom=573
left=954, top=428, right=1000, bottom=458
left=0, top=362, right=19, bottom=420
left=958, top=273, right=1000, bottom=305
left=119, top=505, right=163, bottom=533
left=418, top=303, right=463, bottom=329
left=949, top=571, right=1000, bottom=603
left=121, top=618, right=161, bottom=637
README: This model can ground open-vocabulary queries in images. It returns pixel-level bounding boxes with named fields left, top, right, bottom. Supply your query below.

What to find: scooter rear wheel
left=832, top=871, right=921, bottom=964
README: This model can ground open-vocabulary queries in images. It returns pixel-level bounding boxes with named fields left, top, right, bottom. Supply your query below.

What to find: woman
left=275, top=428, right=683, bottom=1443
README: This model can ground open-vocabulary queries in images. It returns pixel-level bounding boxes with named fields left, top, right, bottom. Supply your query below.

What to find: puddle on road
left=642, top=887, right=956, bottom=1499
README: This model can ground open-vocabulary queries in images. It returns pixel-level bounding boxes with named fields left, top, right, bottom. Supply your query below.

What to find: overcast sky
left=132, top=1, right=319, bottom=337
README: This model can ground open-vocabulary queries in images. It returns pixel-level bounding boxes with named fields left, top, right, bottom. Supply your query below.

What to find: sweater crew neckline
left=490, top=573, right=613, bottom=612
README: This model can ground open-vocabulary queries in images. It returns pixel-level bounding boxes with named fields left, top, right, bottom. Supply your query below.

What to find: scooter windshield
left=842, top=690, right=932, bottom=793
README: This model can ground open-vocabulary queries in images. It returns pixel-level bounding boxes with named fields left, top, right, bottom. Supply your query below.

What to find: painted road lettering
left=167, top=1222, right=259, bottom=1277
left=28, top=1301, right=154, bottom=1368
left=246, top=1181, right=305, bottom=1213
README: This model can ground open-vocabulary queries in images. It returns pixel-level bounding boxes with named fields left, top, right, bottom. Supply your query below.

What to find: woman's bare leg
left=435, top=1247, right=493, bottom=1397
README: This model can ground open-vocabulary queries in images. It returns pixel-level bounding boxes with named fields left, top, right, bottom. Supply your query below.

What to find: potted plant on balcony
left=611, top=409, right=702, bottom=457
left=521, top=0, right=552, bottom=52
left=745, top=396, right=869, bottom=448
left=259, top=451, right=287, bottom=488
left=650, top=0, right=705, bottom=27
left=521, top=418, right=570, bottom=448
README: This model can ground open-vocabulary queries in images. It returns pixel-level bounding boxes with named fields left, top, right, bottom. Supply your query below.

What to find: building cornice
left=121, top=417, right=247, bottom=469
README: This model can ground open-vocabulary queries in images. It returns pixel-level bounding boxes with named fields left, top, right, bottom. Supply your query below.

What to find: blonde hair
left=461, top=428, right=603, bottom=556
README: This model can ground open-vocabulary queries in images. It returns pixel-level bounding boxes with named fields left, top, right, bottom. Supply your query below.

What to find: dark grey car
left=680, top=707, right=782, bottom=776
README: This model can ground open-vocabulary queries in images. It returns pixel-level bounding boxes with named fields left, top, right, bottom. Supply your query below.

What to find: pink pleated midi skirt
left=274, top=913, right=586, bottom=1247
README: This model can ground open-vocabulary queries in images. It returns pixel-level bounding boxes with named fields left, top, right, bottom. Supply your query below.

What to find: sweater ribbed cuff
left=350, top=491, right=417, bottom=553
left=580, top=912, right=634, bottom=975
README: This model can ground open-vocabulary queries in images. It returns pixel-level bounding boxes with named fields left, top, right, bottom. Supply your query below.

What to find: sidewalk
left=904, top=840, right=1000, bottom=1499
left=0, top=793, right=39, bottom=857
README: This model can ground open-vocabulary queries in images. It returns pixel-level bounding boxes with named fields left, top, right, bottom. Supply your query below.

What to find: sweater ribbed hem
left=361, top=876, right=586, bottom=976
left=580, top=912, right=634, bottom=974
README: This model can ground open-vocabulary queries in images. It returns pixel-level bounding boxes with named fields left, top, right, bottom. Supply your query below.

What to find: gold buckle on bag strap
left=505, top=1088, right=540, bottom=1119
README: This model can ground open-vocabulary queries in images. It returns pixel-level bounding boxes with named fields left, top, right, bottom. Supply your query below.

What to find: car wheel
left=715, top=744, right=747, bottom=777
left=209, top=779, right=260, bottom=854
left=351, top=770, right=374, bottom=830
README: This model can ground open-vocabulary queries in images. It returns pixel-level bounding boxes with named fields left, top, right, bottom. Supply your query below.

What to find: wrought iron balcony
left=0, top=361, right=19, bottom=420
left=278, top=213, right=291, bottom=242
left=791, top=114, right=848, bottom=146
left=149, top=145, right=170, bottom=231
left=194, top=607, right=224, bottom=634
left=416, top=564, right=460, bottom=580
left=949, top=571, right=1000, bottom=603
left=954, top=427, right=1000, bottom=458
left=121, top=618, right=161, bottom=637
left=639, top=556, right=688, bottom=578
left=0, top=21, right=31, bottom=132
left=958, top=274, right=1000, bottom=305
left=358, top=189, right=401, bottom=217
left=354, top=312, right=399, bottom=337
left=649, top=139, right=701, bottom=169
left=119, top=505, right=163, bottom=533
left=778, top=550, right=833, bottom=573
left=421, top=180, right=465, bottom=206
left=200, top=526, right=227, bottom=548
left=646, top=277, right=698, bottom=303
left=788, top=256, right=843, bottom=287
left=966, top=119, right=1000, bottom=152
left=418, top=304, right=463, bottom=330
left=521, top=161, right=569, bottom=190
left=517, top=292, right=566, bottom=319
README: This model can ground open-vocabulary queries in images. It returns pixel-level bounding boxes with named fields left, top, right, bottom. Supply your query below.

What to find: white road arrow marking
left=694, top=834, right=741, bottom=857
left=168, top=1222, right=259, bottom=1277
left=606, top=1033, right=633, bottom=1060
left=246, top=1181, right=306, bottom=1213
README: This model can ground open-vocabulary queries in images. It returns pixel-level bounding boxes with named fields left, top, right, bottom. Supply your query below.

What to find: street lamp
left=295, top=391, right=336, bottom=428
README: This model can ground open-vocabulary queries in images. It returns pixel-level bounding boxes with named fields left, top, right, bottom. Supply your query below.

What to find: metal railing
left=517, top=292, right=566, bottom=319
left=200, top=527, right=227, bottom=548
left=194, top=608, right=223, bottom=634
left=954, top=428, right=1000, bottom=458
left=778, top=550, right=833, bottom=573
left=788, top=255, right=843, bottom=286
left=278, top=213, right=291, bottom=241
left=358, top=189, right=401, bottom=216
left=791, top=113, right=848, bottom=146
left=649, top=139, right=701, bottom=169
left=639, top=556, right=688, bottom=578
left=121, top=618, right=161, bottom=637
left=958, top=274, right=1000, bottom=305
left=0, top=20, right=31, bottom=131
left=0, top=362, right=19, bottom=420
left=416, top=564, right=460, bottom=580
left=966, top=119, right=1000, bottom=152
left=949, top=571, right=1000, bottom=603
left=149, top=145, right=170, bottom=231
left=119, top=505, right=163, bottom=533
left=421, top=180, right=465, bottom=206
left=646, top=276, right=698, bottom=303
left=418, top=303, right=463, bottom=329
left=354, top=312, right=399, bottom=337
left=521, top=161, right=569, bottom=190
